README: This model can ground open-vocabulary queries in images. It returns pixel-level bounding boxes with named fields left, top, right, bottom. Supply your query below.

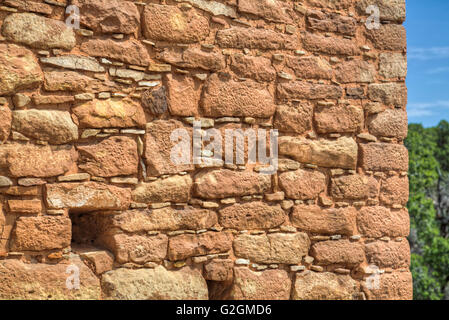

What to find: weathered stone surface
left=2, top=13, right=75, bottom=50
left=368, top=109, right=408, bottom=139
left=46, top=182, right=131, bottom=211
left=356, top=0, right=406, bottom=23
left=274, top=104, right=313, bottom=134
left=72, top=0, right=140, bottom=34
left=194, top=169, right=271, bottom=199
left=144, top=120, right=194, bottom=176
left=106, top=207, right=217, bottom=232
left=8, top=199, right=42, bottom=214
left=202, top=74, right=275, bottom=118
left=100, top=233, right=168, bottom=264
left=40, top=55, right=105, bottom=73
left=233, top=233, right=310, bottom=264
left=168, top=231, right=232, bottom=260
left=79, top=249, right=114, bottom=275
left=3, top=0, right=53, bottom=15
left=291, top=205, right=357, bottom=235
left=142, top=4, right=209, bottom=43
left=161, top=48, right=226, bottom=72
left=0, top=256, right=101, bottom=299
left=230, top=54, right=276, bottom=82
left=279, top=136, right=358, bottom=169
left=365, top=240, right=410, bottom=269
left=335, top=60, right=376, bottom=83
left=81, top=39, right=150, bottom=67
left=175, top=0, right=236, bottom=17
left=102, top=266, right=208, bottom=300
left=380, top=175, right=409, bottom=206
left=219, top=202, right=285, bottom=230
left=12, top=110, right=78, bottom=144
left=0, top=106, right=12, bottom=143
left=229, top=268, right=291, bottom=300
left=285, top=55, right=332, bottom=80
left=0, top=44, right=42, bottom=96
left=363, top=271, right=412, bottom=300
left=277, top=82, right=342, bottom=100
left=302, top=32, right=359, bottom=55
left=368, top=83, right=407, bottom=108
left=216, top=27, right=297, bottom=50
left=308, top=0, right=351, bottom=9
left=238, top=0, right=294, bottom=23
left=360, top=143, right=408, bottom=171
left=78, top=136, right=138, bottom=177
left=44, top=71, right=100, bottom=92
left=0, top=144, right=77, bottom=178
left=379, top=53, right=407, bottom=79
left=357, top=206, right=410, bottom=238
left=365, top=24, right=406, bottom=51
left=311, top=240, right=365, bottom=266
left=11, top=216, right=71, bottom=251
left=331, top=174, right=378, bottom=200
left=293, top=271, right=359, bottom=300
left=132, top=175, right=193, bottom=203
left=315, top=104, right=364, bottom=133
left=279, top=169, right=326, bottom=200
left=307, top=10, right=356, bottom=35
left=142, top=86, right=168, bottom=115
left=165, top=74, right=201, bottom=116
left=204, top=259, right=233, bottom=281
left=73, top=98, right=146, bottom=128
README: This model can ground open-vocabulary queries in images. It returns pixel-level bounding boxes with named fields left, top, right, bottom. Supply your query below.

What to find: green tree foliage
left=406, top=121, right=449, bottom=300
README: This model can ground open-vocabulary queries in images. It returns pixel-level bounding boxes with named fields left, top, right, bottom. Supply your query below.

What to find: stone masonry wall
left=0, top=0, right=411, bottom=300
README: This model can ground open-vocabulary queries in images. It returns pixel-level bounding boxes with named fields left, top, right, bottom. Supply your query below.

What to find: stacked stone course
left=0, top=0, right=411, bottom=300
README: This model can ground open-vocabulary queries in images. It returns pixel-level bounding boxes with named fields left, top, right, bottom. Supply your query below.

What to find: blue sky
left=406, top=0, right=449, bottom=126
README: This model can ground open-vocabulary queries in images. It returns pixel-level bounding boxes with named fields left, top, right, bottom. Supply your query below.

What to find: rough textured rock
left=362, top=271, right=413, bottom=300
left=368, top=109, right=408, bottom=139
left=230, top=54, right=276, bottom=82
left=0, top=106, right=12, bottom=143
left=78, top=136, right=138, bottom=177
left=11, top=216, right=71, bottom=251
left=360, top=143, right=409, bottom=171
left=233, top=233, right=310, bottom=264
left=274, top=104, right=313, bottom=134
left=165, top=74, right=201, bottom=116
left=72, top=0, right=140, bottom=34
left=12, top=110, right=78, bottom=144
left=1, top=144, right=77, bottom=178
left=142, top=4, right=209, bottom=43
left=279, top=169, right=326, bottom=200
left=357, top=206, right=410, bottom=238
left=365, top=240, right=410, bottom=269
left=277, top=82, right=342, bottom=100
left=285, top=55, right=333, bottom=80
left=0, top=44, right=43, bottom=96
left=315, top=104, right=364, bottom=134
left=2, top=13, right=75, bottom=50
left=302, top=32, right=359, bottom=55
left=331, top=174, right=378, bottom=200
left=46, top=182, right=131, bottom=211
left=279, top=136, right=358, bottom=169
left=368, top=83, right=407, bottom=108
left=0, top=256, right=101, bottom=300
left=334, top=60, right=376, bottom=83
left=291, top=205, right=357, bottom=235
left=43, top=71, right=99, bottom=92
left=106, top=207, right=217, bottom=232
left=229, top=268, right=291, bottom=300
left=144, top=120, right=194, bottom=176
left=202, top=74, right=275, bottom=118
left=73, top=98, right=146, bottom=128
left=238, top=0, right=294, bottom=23
left=168, top=231, right=232, bottom=260
left=40, top=55, right=105, bottom=73
left=356, top=0, right=406, bottom=23
left=132, top=175, right=193, bottom=203
left=366, top=24, right=407, bottom=51
left=380, top=175, right=409, bottom=206
left=102, top=266, right=208, bottom=300
left=293, top=271, right=359, bottom=300
left=379, top=53, right=407, bottom=79
left=80, top=39, right=150, bottom=66
left=194, top=169, right=271, bottom=199
left=311, top=240, right=365, bottom=266
left=219, top=202, right=285, bottom=230
left=216, top=27, right=298, bottom=49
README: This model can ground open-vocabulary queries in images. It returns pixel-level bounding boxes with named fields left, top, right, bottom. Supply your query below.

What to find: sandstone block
left=285, top=55, right=333, bottom=80
left=368, top=109, right=408, bottom=139
left=279, top=169, right=326, bottom=200
left=302, top=32, right=359, bottom=55
left=362, top=271, right=412, bottom=300
left=380, top=175, right=409, bottom=206
left=274, top=104, right=313, bottom=134
left=230, top=54, right=276, bottom=82
left=204, top=259, right=234, bottom=282
left=132, top=175, right=192, bottom=203
left=277, top=82, right=342, bottom=100
left=360, top=143, right=408, bottom=171
left=315, top=104, right=364, bottom=133
left=233, top=233, right=310, bottom=264
left=311, top=240, right=365, bottom=266
left=219, top=202, right=285, bottom=230
left=365, top=240, right=410, bottom=269
left=331, top=174, right=378, bottom=200
left=357, top=206, right=410, bottom=238
left=166, top=74, right=201, bottom=116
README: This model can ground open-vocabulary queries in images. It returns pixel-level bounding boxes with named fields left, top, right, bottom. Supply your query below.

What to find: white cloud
left=408, top=101, right=449, bottom=117
left=408, top=47, right=449, bottom=60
